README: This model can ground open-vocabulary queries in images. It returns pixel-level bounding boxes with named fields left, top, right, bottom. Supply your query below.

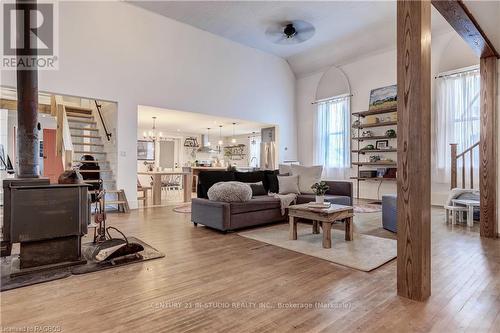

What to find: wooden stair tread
left=74, top=150, right=106, bottom=154
left=66, top=112, right=93, bottom=119
left=70, top=126, right=98, bottom=131
left=71, top=134, right=101, bottom=139
left=72, top=142, right=104, bottom=146
left=64, top=105, right=93, bottom=113
left=67, top=118, right=96, bottom=124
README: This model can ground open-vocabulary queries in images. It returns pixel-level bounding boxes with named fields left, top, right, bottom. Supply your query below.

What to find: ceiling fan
left=265, top=20, right=315, bottom=45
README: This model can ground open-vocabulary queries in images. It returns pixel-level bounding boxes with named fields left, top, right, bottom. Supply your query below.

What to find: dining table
left=137, top=171, right=192, bottom=205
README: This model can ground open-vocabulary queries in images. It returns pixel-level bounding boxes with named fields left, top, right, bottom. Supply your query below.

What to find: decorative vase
left=315, top=195, right=325, bottom=204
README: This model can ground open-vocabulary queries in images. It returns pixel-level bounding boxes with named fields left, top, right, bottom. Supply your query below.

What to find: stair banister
left=94, top=100, right=112, bottom=141
left=450, top=143, right=457, bottom=189
left=53, top=95, right=74, bottom=170
left=450, top=141, right=479, bottom=189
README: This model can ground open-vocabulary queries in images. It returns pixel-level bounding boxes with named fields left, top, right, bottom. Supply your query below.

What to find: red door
left=43, top=129, right=63, bottom=183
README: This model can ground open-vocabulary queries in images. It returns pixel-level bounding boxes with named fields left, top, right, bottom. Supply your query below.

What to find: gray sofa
left=191, top=170, right=353, bottom=232
left=382, top=194, right=397, bottom=233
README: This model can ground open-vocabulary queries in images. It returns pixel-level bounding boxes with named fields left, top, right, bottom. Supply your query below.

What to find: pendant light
left=206, top=128, right=211, bottom=147
left=144, top=116, right=164, bottom=141
left=231, top=123, right=237, bottom=144
left=218, top=125, right=223, bottom=145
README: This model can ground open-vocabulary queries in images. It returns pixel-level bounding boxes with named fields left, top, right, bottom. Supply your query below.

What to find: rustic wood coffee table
left=288, top=203, right=354, bottom=249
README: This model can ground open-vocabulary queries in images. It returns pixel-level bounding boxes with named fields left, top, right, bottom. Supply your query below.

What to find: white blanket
left=445, top=188, right=479, bottom=206
left=270, top=193, right=297, bottom=215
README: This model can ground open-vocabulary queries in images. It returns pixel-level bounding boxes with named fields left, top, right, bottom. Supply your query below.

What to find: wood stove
left=2, top=179, right=90, bottom=273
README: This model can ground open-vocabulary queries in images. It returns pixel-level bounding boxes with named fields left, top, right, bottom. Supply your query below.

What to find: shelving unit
left=352, top=106, right=398, bottom=198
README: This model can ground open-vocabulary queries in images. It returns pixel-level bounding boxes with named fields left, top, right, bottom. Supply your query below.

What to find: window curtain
left=433, top=69, right=480, bottom=183
left=313, top=96, right=351, bottom=179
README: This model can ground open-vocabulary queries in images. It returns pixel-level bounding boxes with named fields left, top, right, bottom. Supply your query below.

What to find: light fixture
left=143, top=116, right=164, bottom=141
left=231, top=123, right=236, bottom=144
left=218, top=125, right=223, bottom=146
left=206, top=128, right=211, bottom=146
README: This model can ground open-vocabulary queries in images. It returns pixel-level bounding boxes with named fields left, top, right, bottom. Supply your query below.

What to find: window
left=313, top=95, right=351, bottom=179
left=434, top=67, right=480, bottom=182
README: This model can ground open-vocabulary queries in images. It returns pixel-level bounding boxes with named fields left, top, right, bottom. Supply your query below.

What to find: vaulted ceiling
left=129, top=1, right=499, bottom=77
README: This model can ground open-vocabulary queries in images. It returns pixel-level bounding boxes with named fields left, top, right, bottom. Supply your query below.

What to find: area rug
left=173, top=204, right=191, bottom=213
left=238, top=224, right=396, bottom=272
left=1, top=237, right=164, bottom=291
left=354, top=203, right=382, bottom=213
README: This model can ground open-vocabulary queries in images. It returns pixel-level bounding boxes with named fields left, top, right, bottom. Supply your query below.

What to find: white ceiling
left=138, top=105, right=271, bottom=136
left=463, top=0, right=500, bottom=52
left=129, top=1, right=454, bottom=76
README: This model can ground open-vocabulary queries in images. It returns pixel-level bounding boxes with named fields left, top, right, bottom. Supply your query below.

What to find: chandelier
left=143, top=116, right=164, bottom=141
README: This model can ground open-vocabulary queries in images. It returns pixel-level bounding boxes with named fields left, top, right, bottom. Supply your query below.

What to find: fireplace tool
left=88, top=186, right=144, bottom=262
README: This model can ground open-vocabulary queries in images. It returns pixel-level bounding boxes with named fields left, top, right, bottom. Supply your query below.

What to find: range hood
left=197, top=135, right=216, bottom=153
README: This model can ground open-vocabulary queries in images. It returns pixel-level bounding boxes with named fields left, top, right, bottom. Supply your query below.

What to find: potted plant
left=311, top=181, right=329, bottom=203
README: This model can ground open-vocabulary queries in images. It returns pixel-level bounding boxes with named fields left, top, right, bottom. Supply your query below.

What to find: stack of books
left=306, top=202, right=331, bottom=211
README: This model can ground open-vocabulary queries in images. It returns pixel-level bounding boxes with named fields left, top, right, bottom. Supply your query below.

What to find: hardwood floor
left=1, top=206, right=499, bottom=332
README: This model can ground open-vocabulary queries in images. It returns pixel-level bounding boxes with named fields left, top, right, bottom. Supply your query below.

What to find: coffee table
left=288, top=203, right=354, bottom=248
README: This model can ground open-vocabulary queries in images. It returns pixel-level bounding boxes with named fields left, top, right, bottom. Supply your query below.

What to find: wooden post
left=397, top=0, right=431, bottom=301
left=450, top=143, right=457, bottom=189
left=479, top=56, right=498, bottom=238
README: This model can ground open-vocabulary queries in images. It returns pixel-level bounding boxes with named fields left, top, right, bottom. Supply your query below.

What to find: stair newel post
left=450, top=143, right=457, bottom=189
left=469, top=150, right=473, bottom=189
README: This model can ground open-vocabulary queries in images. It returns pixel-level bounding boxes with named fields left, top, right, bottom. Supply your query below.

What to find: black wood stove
left=2, top=179, right=90, bottom=274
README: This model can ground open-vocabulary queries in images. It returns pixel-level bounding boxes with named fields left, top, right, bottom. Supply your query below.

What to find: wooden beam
left=397, top=0, right=432, bottom=301
left=431, top=0, right=499, bottom=58
left=479, top=56, right=498, bottom=238
left=0, top=98, right=52, bottom=114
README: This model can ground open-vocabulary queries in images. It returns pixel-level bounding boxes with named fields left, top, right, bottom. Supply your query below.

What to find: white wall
left=296, top=31, right=478, bottom=204
left=0, top=1, right=296, bottom=209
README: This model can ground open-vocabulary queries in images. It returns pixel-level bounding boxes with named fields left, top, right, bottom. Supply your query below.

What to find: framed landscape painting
left=368, top=84, right=397, bottom=110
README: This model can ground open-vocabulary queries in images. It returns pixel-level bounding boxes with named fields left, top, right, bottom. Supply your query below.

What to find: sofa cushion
left=208, top=181, right=252, bottom=202
left=296, top=194, right=351, bottom=206
left=291, top=165, right=323, bottom=194
left=234, top=171, right=266, bottom=183
left=230, top=195, right=281, bottom=214
left=278, top=175, right=300, bottom=194
left=265, top=171, right=281, bottom=193
left=197, top=171, right=235, bottom=199
left=249, top=181, right=267, bottom=196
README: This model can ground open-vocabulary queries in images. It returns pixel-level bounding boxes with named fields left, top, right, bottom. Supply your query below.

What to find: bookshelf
left=351, top=106, right=398, bottom=198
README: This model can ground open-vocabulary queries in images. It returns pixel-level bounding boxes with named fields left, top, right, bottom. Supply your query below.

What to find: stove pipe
left=16, top=0, right=39, bottom=178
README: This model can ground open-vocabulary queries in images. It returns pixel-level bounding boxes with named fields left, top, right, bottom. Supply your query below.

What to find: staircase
left=53, top=97, right=129, bottom=212
left=450, top=142, right=479, bottom=189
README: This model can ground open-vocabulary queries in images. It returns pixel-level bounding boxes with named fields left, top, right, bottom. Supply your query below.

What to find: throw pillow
left=291, top=165, right=323, bottom=194
left=279, top=164, right=292, bottom=175
left=249, top=181, right=267, bottom=196
left=277, top=175, right=300, bottom=195
left=207, top=181, right=252, bottom=202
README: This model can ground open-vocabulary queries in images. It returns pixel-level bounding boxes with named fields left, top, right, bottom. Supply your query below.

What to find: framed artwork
left=137, top=140, right=155, bottom=160
left=375, top=140, right=389, bottom=150
left=369, top=85, right=397, bottom=110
